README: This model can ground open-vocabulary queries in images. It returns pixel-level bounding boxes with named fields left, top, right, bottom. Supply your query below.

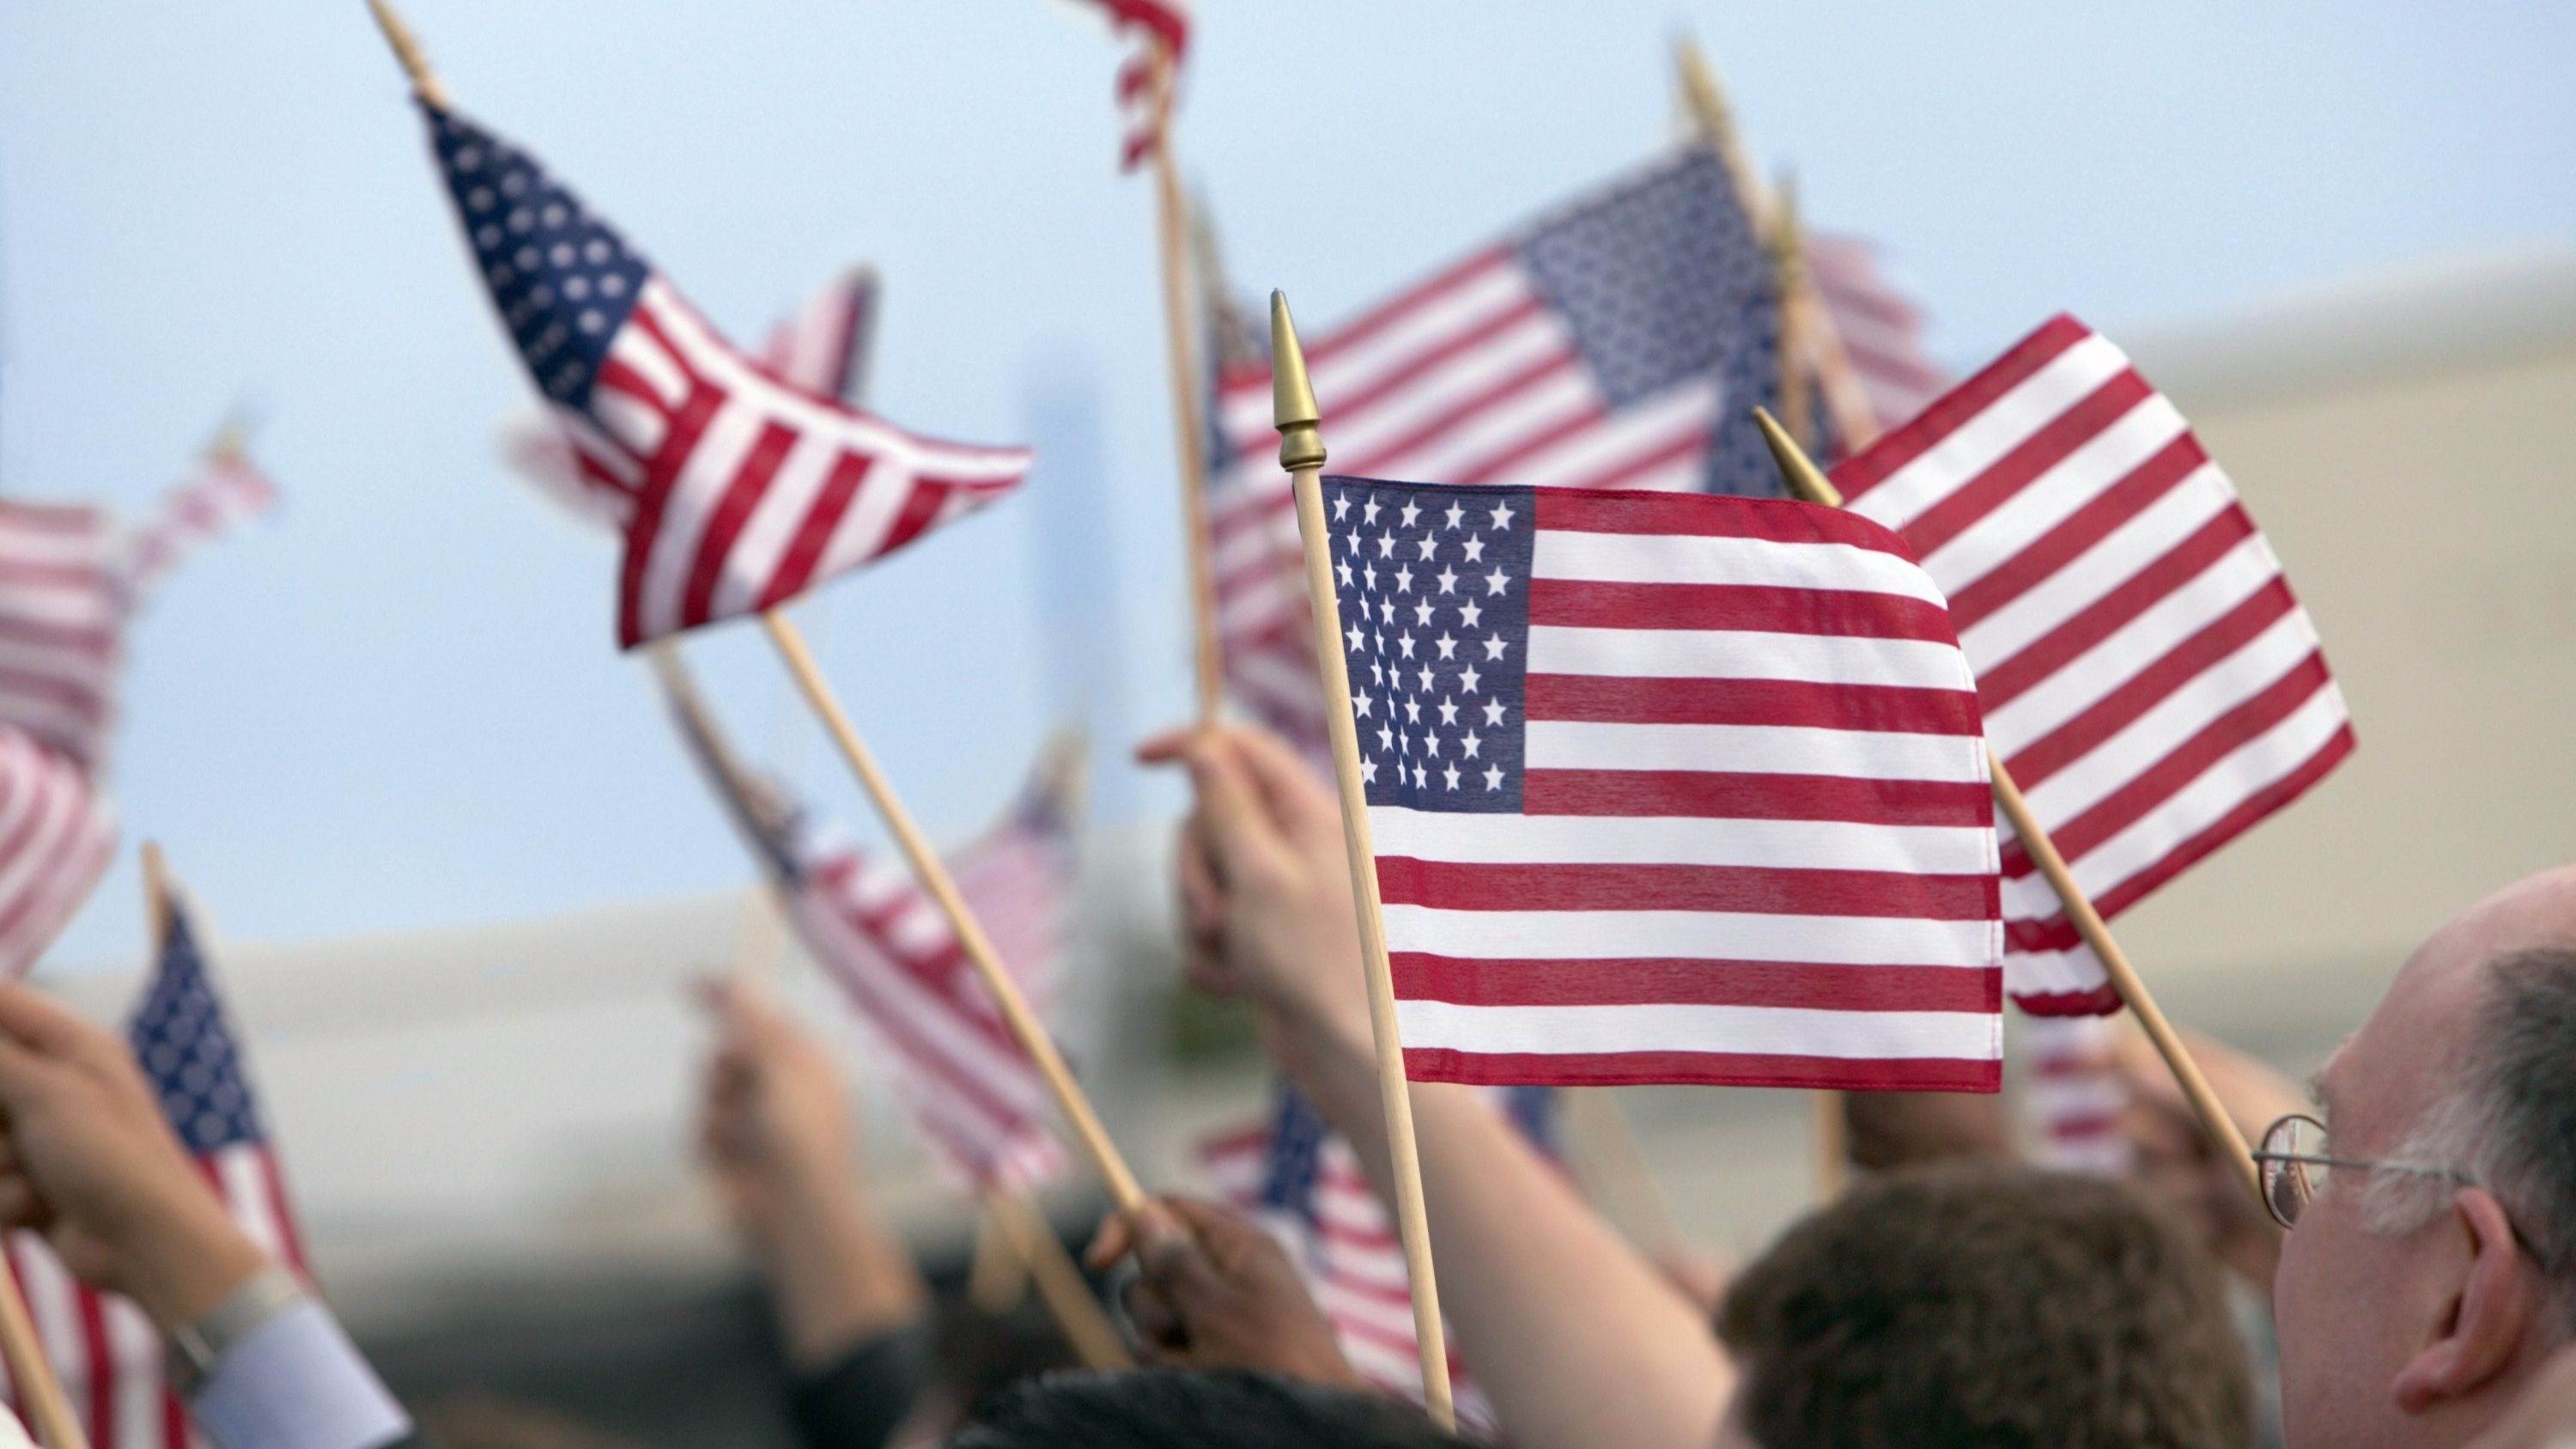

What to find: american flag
left=0, top=502, right=126, bottom=771
left=1066, top=0, right=1190, bottom=169
left=124, top=454, right=277, bottom=606
left=1196, top=1084, right=1555, bottom=1429
left=1322, top=476, right=2003, bottom=1092
left=1208, top=149, right=1778, bottom=746
left=507, top=266, right=883, bottom=527
left=0, top=731, right=112, bottom=983
left=421, top=106, right=1029, bottom=647
left=1808, top=233, right=1948, bottom=437
left=2019, top=1014, right=2133, bottom=1177
left=3, top=895, right=307, bottom=1448
left=659, top=662, right=1072, bottom=1190
left=1831, top=316, right=2354, bottom=1014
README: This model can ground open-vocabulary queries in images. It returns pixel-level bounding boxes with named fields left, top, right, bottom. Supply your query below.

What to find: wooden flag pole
left=0, top=1273, right=78, bottom=1449
left=980, top=1190, right=1133, bottom=1371
left=1673, top=36, right=1880, bottom=454
left=1145, top=47, right=1225, bottom=727
left=965, top=1202, right=1030, bottom=1312
left=757, top=612, right=1147, bottom=1216
left=364, top=0, right=448, bottom=110
left=1753, top=410, right=2263, bottom=1205
left=1268, top=291, right=1454, bottom=1428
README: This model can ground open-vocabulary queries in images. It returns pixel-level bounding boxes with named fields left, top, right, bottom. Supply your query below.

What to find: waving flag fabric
left=2020, top=1015, right=2133, bottom=1177
left=509, top=266, right=883, bottom=527
left=0, top=502, right=126, bottom=771
left=1066, top=0, right=1190, bottom=169
left=3, top=896, right=307, bottom=1447
left=1198, top=1084, right=1555, bottom=1429
left=1831, top=316, right=2353, bottom=1014
left=421, top=107, right=1029, bottom=647
left=661, top=664, right=1072, bottom=1190
left=1808, top=234, right=1948, bottom=437
left=0, top=732, right=113, bottom=983
left=124, top=454, right=277, bottom=606
left=1322, top=476, right=2002, bottom=1091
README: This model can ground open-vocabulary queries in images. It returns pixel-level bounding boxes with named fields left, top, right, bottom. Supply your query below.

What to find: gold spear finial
left=1755, top=406, right=1844, bottom=508
left=1271, top=290, right=1326, bottom=474
left=1673, top=33, right=1737, bottom=149
left=366, top=0, right=450, bottom=111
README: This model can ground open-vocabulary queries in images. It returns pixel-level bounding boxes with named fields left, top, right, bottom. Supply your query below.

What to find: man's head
left=2275, top=867, right=2576, bottom=1447
left=943, top=1369, right=1476, bottom=1449
left=1716, top=1163, right=2250, bottom=1448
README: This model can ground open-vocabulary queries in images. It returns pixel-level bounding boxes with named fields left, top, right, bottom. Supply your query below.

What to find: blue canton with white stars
left=1514, top=149, right=1783, bottom=498
left=1326, top=477, right=1534, bottom=813
left=1256, top=1084, right=1331, bottom=1219
left=127, top=906, right=266, bottom=1156
left=429, top=106, right=652, bottom=412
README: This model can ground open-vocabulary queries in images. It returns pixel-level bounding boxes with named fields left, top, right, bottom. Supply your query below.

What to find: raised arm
left=1144, top=726, right=1732, bottom=1449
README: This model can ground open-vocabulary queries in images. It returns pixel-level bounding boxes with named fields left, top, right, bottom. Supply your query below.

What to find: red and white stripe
left=124, top=457, right=276, bottom=604
left=2, top=1148, right=304, bottom=1448
left=1382, top=489, right=2003, bottom=1091
left=1196, top=1124, right=1498, bottom=1430
left=1808, top=233, right=1948, bottom=435
left=576, top=278, right=1027, bottom=646
left=1832, top=316, right=2354, bottom=1013
left=0, top=732, right=112, bottom=983
left=787, top=831, right=1068, bottom=1194
left=1066, top=0, right=1190, bottom=169
left=2020, top=1014, right=2133, bottom=1177
left=0, top=503, right=125, bottom=772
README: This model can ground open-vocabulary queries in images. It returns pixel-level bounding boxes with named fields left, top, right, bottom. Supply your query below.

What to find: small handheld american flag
left=1831, top=316, right=2353, bottom=1014
left=419, top=106, right=1030, bottom=646
left=1064, top=0, right=1191, bottom=170
left=3, top=896, right=308, bottom=1447
left=1319, top=475, right=2004, bottom=1092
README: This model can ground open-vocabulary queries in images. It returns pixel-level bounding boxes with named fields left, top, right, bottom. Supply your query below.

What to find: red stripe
left=1831, top=314, right=2093, bottom=502
left=1529, top=578, right=1960, bottom=642
left=677, top=419, right=799, bottom=630
left=1344, top=344, right=1577, bottom=478
left=1526, top=674, right=1982, bottom=735
left=0, top=669, right=109, bottom=721
left=1524, top=769, right=1993, bottom=828
left=2004, top=583, right=2297, bottom=791
left=1975, top=507, right=2259, bottom=711
left=1545, top=424, right=1704, bottom=493
left=75, top=1287, right=112, bottom=1447
left=0, top=561, right=114, bottom=592
left=2014, top=981, right=2127, bottom=1017
left=616, top=374, right=727, bottom=648
left=1449, top=398, right=1617, bottom=487
left=1533, top=487, right=1917, bottom=557
left=258, top=1151, right=310, bottom=1275
left=1301, top=248, right=1515, bottom=372
left=1899, top=369, right=2155, bottom=558
left=1391, top=953, right=2001, bottom=1012
left=1376, top=857, right=2000, bottom=921
left=0, top=617, right=115, bottom=656
left=871, top=477, right=957, bottom=560
left=0, top=502, right=106, bottom=533
left=1404, top=1047, right=2000, bottom=1093
left=757, top=451, right=875, bottom=611
left=1944, top=431, right=2208, bottom=630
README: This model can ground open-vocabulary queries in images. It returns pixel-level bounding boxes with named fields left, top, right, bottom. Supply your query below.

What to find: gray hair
left=2364, top=947, right=2576, bottom=1336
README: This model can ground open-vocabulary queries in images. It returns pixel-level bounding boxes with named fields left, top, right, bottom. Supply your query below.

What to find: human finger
left=1230, top=728, right=1340, bottom=838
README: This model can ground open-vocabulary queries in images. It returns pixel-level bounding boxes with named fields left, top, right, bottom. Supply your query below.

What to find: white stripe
left=1330, top=314, right=1572, bottom=468
left=794, top=896, right=1054, bottom=1120
left=215, top=1148, right=286, bottom=1260
left=1528, top=624, right=1978, bottom=691
left=103, top=1295, right=162, bottom=1449
left=1957, top=460, right=2236, bottom=673
left=2005, top=941, right=2105, bottom=1000
left=632, top=393, right=767, bottom=640
left=607, top=321, right=690, bottom=408
left=1395, top=998, right=2001, bottom=1062
left=1846, top=332, right=2130, bottom=531
left=1352, top=359, right=1595, bottom=486
left=1275, top=260, right=1533, bottom=434
left=1380, top=903, right=1998, bottom=968
left=1370, top=807, right=1998, bottom=874
left=589, top=387, right=669, bottom=459
left=1533, top=528, right=1947, bottom=606
left=14, top=1239, right=84, bottom=1426
left=1984, top=532, right=2286, bottom=752
left=1524, top=719, right=1988, bottom=783
left=1921, top=393, right=2190, bottom=597
left=708, top=430, right=847, bottom=619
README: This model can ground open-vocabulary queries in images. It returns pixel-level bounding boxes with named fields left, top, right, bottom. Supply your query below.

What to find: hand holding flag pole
left=1269, top=290, right=1455, bottom=1428
left=1753, top=409, right=2264, bottom=1208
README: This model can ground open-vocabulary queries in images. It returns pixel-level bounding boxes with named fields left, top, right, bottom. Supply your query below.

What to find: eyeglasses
left=2251, top=1113, right=2470, bottom=1230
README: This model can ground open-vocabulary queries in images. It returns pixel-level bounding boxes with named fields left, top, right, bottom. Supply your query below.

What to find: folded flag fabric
left=0, top=731, right=112, bottom=983
left=1322, top=475, right=2003, bottom=1091
left=1197, top=1083, right=1555, bottom=1430
left=1066, top=0, right=1191, bottom=169
left=0, top=502, right=128, bottom=771
left=508, top=265, right=882, bottom=527
left=1831, top=316, right=2354, bottom=1013
left=419, top=106, right=1029, bottom=646
left=661, top=665, right=1072, bottom=1190
left=1807, top=233, right=1948, bottom=438
left=3, top=894, right=308, bottom=1447
left=2019, top=1014, right=2134, bottom=1177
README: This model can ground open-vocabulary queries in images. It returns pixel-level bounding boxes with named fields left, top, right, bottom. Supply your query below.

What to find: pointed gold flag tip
left=366, top=0, right=449, bottom=111
left=1673, top=33, right=1735, bottom=145
left=1754, top=407, right=1844, bottom=508
left=1270, top=290, right=1327, bottom=473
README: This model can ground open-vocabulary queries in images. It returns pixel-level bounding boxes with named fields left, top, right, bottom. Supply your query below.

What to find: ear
left=2394, top=1189, right=2533, bottom=1415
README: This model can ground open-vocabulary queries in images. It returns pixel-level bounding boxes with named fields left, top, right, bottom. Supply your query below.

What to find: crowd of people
left=0, top=723, right=2565, bottom=1446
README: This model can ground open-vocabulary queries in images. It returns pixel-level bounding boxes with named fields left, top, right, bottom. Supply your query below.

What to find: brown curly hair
left=1716, top=1163, right=2251, bottom=1449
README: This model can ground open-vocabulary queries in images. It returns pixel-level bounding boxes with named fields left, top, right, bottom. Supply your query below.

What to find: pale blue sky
left=2, top=2, right=2570, bottom=965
